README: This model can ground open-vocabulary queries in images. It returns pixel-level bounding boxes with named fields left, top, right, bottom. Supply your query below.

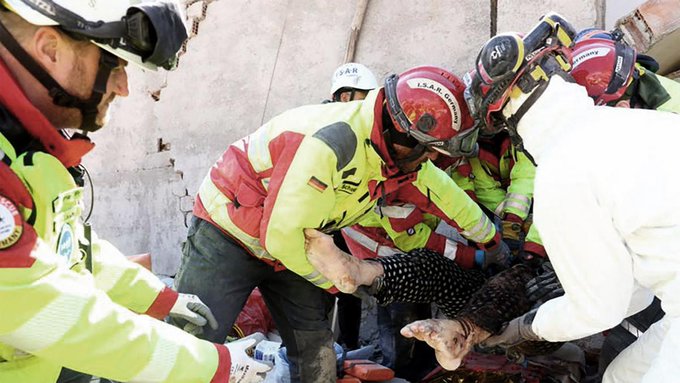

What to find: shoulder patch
left=0, top=196, right=23, bottom=249
left=312, top=122, right=358, bottom=171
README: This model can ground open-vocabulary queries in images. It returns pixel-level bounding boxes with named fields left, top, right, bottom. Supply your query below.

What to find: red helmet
left=384, top=65, right=478, bottom=157
left=570, top=34, right=636, bottom=105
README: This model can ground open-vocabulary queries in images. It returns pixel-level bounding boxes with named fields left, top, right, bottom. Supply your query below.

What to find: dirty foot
left=401, top=319, right=489, bottom=370
left=304, top=229, right=383, bottom=293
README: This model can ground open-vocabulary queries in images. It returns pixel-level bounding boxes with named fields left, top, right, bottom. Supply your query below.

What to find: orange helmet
left=384, top=65, right=478, bottom=157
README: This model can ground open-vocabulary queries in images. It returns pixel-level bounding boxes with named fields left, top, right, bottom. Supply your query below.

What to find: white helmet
left=0, top=0, right=188, bottom=70
left=330, top=62, right=378, bottom=96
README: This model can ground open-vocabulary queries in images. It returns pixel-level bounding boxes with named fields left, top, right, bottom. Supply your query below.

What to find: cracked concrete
left=83, top=0, right=638, bottom=276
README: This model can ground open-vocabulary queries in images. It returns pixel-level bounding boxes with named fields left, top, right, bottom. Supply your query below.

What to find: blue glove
left=475, top=240, right=512, bottom=269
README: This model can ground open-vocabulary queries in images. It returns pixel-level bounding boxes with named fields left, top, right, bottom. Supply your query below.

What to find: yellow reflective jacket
left=194, top=89, right=499, bottom=290
left=0, top=61, right=229, bottom=383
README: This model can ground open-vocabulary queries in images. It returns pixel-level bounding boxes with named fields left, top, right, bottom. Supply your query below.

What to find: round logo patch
left=56, top=224, right=74, bottom=261
left=0, top=196, right=23, bottom=249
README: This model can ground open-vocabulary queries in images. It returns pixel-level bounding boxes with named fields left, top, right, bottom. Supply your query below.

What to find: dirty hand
left=226, top=338, right=272, bottom=383
left=480, top=309, right=542, bottom=349
left=169, top=293, right=219, bottom=335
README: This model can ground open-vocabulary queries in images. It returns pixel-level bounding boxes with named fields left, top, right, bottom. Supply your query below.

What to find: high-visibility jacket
left=656, top=75, right=680, bottom=113
left=451, top=133, right=535, bottom=221
left=342, top=159, right=492, bottom=268
left=194, top=89, right=500, bottom=290
left=515, top=76, right=680, bottom=381
left=450, top=133, right=545, bottom=256
left=0, top=61, right=229, bottom=382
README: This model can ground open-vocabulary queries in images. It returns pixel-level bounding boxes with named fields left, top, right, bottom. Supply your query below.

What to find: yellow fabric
left=656, top=75, right=680, bottom=114
left=460, top=147, right=535, bottom=220
left=412, top=161, right=495, bottom=243
left=0, top=135, right=221, bottom=382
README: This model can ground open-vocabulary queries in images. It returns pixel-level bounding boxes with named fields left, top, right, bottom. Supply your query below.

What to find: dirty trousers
left=174, top=216, right=336, bottom=383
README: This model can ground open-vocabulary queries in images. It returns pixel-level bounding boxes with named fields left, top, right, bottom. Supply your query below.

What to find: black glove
left=525, top=261, right=564, bottom=308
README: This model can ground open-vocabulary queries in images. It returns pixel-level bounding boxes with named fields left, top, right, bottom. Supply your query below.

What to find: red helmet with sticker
left=384, top=65, right=478, bottom=157
left=570, top=33, right=637, bottom=105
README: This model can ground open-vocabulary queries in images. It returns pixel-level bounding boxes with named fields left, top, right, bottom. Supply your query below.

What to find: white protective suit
left=503, top=76, right=680, bottom=383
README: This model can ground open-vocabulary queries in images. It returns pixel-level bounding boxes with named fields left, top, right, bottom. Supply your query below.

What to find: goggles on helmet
left=1, top=0, right=187, bottom=70
left=385, top=74, right=478, bottom=158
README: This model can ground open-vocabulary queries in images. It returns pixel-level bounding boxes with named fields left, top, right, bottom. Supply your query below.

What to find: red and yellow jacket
left=0, top=61, right=229, bottom=382
left=195, top=89, right=501, bottom=289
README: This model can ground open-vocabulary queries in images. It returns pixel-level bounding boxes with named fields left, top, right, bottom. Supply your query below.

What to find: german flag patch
left=307, top=176, right=328, bottom=192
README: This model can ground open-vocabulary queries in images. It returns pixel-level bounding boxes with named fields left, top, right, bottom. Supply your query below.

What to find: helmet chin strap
left=0, top=19, right=118, bottom=132
left=501, top=78, right=550, bottom=167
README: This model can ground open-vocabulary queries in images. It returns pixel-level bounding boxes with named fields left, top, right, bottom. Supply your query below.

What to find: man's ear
left=31, top=26, right=61, bottom=68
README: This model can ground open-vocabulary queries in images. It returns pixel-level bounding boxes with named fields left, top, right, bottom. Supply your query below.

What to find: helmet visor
left=422, top=124, right=479, bottom=158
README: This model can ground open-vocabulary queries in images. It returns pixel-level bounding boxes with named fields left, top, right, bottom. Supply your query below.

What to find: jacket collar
left=0, top=59, right=94, bottom=167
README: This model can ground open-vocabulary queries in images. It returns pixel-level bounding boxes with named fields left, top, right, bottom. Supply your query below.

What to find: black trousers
left=173, top=216, right=336, bottom=383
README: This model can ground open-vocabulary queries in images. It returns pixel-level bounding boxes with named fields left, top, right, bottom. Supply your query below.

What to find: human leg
left=259, top=269, right=336, bottom=383
left=599, top=298, right=664, bottom=376
left=173, top=216, right=264, bottom=342
left=336, top=293, right=362, bottom=350
left=377, top=302, right=437, bottom=381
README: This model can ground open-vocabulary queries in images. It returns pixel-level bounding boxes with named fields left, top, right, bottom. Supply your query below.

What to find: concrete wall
left=85, top=0, right=602, bottom=275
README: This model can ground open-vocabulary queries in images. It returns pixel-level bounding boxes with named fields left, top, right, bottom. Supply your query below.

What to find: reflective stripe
left=246, top=130, right=272, bottom=173
left=302, top=269, right=332, bottom=287
left=197, top=175, right=274, bottom=261
left=374, top=204, right=417, bottom=219
left=620, top=319, right=643, bottom=338
left=376, top=246, right=399, bottom=257
left=462, top=216, right=494, bottom=243
left=442, top=238, right=459, bottom=260
left=0, top=290, right=87, bottom=352
left=495, top=193, right=531, bottom=217
left=343, top=227, right=379, bottom=253
left=342, top=227, right=399, bottom=257
left=434, top=221, right=466, bottom=243
left=129, top=324, right=179, bottom=382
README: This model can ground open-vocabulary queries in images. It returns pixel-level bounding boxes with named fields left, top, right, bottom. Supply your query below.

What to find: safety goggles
left=385, top=74, right=479, bottom=158
left=39, top=1, right=187, bottom=70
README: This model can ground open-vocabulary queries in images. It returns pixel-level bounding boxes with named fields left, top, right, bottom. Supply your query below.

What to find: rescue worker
left=568, top=29, right=678, bottom=377
left=451, top=130, right=544, bottom=259
left=326, top=62, right=378, bottom=351
left=329, top=62, right=378, bottom=102
left=338, top=70, right=509, bottom=381
left=174, top=65, right=510, bottom=382
left=405, top=12, right=680, bottom=383
left=570, top=28, right=680, bottom=112
left=0, top=1, right=268, bottom=382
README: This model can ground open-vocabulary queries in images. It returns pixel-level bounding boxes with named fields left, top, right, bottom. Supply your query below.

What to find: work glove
left=169, top=293, right=219, bottom=335
left=475, top=240, right=512, bottom=270
left=225, top=338, right=272, bottom=383
left=526, top=262, right=564, bottom=308
left=481, top=309, right=542, bottom=349
left=501, top=219, right=522, bottom=242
